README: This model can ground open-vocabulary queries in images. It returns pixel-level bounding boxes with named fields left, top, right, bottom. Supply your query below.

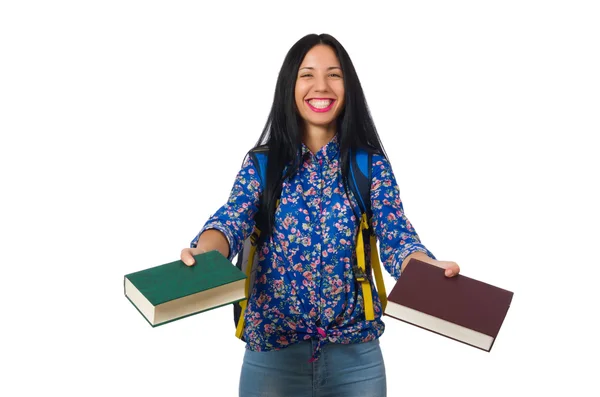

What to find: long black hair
left=254, top=33, right=389, bottom=240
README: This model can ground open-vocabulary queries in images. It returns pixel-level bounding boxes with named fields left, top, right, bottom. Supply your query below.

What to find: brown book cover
left=384, top=259, right=514, bottom=352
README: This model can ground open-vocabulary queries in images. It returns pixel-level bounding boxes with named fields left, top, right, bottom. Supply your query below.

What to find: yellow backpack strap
left=370, top=234, right=387, bottom=312
left=355, top=213, right=375, bottom=321
left=235, top=199, right=278, bottom=339
left=235, top=227, right=260, bottom=339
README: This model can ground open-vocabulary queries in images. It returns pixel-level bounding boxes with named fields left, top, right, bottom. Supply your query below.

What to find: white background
left=1, top=1, right=599, bottom=396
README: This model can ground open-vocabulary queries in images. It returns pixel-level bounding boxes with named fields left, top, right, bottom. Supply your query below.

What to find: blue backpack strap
left=351, top=147, right=386, bottom=321
left=245, top=147, right=270, bottom=240
left=349, top=148, right=373, bottom=219
left=234, top=147, right=268, bottom=339
left=248, top=147, right=268, bottom=192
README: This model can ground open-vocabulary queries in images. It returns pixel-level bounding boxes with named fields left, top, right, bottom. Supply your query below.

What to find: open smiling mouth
left=306, top=98, right=335, bottom=113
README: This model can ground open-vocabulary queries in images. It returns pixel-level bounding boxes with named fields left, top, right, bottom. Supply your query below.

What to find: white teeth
left=308, top=99, right=333, bottom=109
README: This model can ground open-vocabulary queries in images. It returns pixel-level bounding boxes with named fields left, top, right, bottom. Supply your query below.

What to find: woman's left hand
left=402, top=252, right=461, bottom=277
left=430, top=259, right=461, bottom=277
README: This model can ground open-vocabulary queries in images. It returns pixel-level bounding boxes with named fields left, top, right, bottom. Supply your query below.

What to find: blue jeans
left=239, top=339, right=386, bottom=397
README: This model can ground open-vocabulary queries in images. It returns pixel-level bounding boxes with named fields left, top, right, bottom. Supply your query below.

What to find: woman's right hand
left=180, top=247, right=206, bottom=266
left=181, top=229, right=230, bottom=266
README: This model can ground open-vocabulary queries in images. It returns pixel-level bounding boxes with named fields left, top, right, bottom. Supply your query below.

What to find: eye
left=329, top=73, right=342, bottom=78
left=300, top=73, right=313, bottom=78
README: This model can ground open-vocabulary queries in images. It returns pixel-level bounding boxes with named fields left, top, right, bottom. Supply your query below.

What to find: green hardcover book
left=124, top=250, right=247, bottom=327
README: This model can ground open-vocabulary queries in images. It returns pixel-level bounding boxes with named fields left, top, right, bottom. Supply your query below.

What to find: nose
left=313, top=74, right=330, bottom=93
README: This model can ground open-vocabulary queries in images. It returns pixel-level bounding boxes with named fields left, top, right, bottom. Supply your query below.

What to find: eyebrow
left=299, top=66, right=342, bottom=71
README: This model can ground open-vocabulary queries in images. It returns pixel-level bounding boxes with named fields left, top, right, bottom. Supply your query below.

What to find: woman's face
left=294, top=44, right=345, bottom=130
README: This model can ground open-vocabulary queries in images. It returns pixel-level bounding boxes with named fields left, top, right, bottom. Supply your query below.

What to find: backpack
left=233, top=147, right=388, bottom=340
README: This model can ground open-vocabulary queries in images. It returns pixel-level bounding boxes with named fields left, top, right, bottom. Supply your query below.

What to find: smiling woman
left=180, top=33, right=460, bottom=397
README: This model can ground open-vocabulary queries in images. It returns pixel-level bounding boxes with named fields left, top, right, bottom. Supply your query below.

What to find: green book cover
left=124, top=251, right=247, bottom=326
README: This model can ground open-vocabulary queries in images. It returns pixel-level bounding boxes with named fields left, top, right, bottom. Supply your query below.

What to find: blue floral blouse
left=190, top=134, right=435, bottom=361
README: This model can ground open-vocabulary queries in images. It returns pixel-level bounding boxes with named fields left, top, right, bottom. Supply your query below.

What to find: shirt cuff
left=190, top=222, right=236, bottom=261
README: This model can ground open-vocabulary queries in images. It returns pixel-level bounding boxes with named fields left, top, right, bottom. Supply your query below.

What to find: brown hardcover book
left=384, top=259, right=513, bottom=351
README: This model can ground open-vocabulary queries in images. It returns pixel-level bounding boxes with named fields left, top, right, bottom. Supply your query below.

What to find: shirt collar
left=301, top=134, right=339, bottom=165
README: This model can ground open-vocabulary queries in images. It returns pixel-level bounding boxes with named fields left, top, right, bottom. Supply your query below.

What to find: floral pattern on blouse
left=191, top=134, right=435, bottom=360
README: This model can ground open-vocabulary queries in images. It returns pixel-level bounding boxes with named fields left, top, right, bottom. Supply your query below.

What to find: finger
left=444, top=263, right=460, bottom=277
left=180, top=248, right=196, bottom=266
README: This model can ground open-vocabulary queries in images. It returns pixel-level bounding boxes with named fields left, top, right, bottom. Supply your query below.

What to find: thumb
left=181, top=248, right=197, bottom=266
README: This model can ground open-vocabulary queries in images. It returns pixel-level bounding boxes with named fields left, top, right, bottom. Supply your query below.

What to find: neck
left=302, top=123, right=336, bottom=154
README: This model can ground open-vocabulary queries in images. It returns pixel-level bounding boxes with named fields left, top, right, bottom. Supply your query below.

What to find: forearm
left=195, top=229, right=230, bottom=259
left=189, top=153, right=261, bottom=261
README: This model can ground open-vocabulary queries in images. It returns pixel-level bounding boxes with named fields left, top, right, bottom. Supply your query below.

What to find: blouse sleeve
left=370, top=154, right=436, bottom=280
left=189, top=153, right=262, bottom=261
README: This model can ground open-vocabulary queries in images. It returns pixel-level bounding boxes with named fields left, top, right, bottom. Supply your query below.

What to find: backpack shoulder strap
left=248, top=146, right=269, bottom=191
left=349, top=147, right=373, bottom=219
left=350, top=148, right=388, bottom=320
left=235, top=146, right=269, bottom=340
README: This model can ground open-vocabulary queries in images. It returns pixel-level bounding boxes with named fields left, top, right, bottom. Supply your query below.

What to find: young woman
left=181, top=33, right=460, bottom=397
